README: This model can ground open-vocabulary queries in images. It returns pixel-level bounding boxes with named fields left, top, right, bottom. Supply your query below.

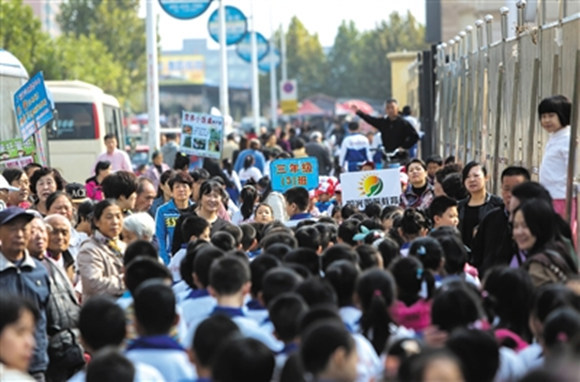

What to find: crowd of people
left=0, top=95, right=578, bottom=382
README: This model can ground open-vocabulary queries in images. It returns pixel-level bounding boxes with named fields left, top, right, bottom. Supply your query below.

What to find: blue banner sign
left=236, top=31, right=269, bottom=63
left=258, top=49, right=281, bottom=72
left=207, top=6, right=248, bottom=45
left=158, top=0, right=211, bottom=20
left=270, top=157, right=319, bottom=192
left=13, top=71, right=53, bottom=142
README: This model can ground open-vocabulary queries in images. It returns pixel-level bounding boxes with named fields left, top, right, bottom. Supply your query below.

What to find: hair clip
left=416, top=268, right=423, bottom=280
left=373, top=289, right=382, bottom=298
left=416, top=245, right=427, bottom=256
left=557, top=332, right=568, bottom=342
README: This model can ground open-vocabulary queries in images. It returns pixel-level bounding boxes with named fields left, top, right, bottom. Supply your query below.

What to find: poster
left=180, top=111, right=223, bottom=159
left=13, top=71, right=53, bottom=141
left=340, top=168, right=401, bottom=209
left=0, top=137, right=36, bottom=169
left=270, top=157, right=319, bottom=192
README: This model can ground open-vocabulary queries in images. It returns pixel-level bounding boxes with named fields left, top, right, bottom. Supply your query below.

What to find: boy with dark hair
left=127, top=279, right=196, bottom=381
left=189, top=315, right=241, bottom=381
left=211, top=231, right=237, bottom=252
left=295, top=225, right=323, bottom=253
left=70, top=297, right=164, bottom=382
left=245, top=255, right=281, bottom=324
left=123, top=240, right=159, bottom=267
left=268, top=293, right=309, bottom=376
left=179, top=246, right=224, bottom=329
left=185, top=256, right=282, bottom=352
left=325, top=260, right=362, bottom=332
left=221, top=222, right=243, bottom=249
left=169, top=215, right=210, bottom=282
left=284, top=248, right=321, bottom=276
left=428, top=195, right=459, bottom=229
left=284, top=186, right=314, bottom=227
left=239, top=223, right=259, bottom=256
left=261, top=267, right=304, bottom=308
left=338, top=219, right=359, bottom=247
left=212, top=337, right=275, bottom=382
left=425, top=155, right=443, bottom=182
left=339, top=121, right=372, bottom=172
left=86, top=348, right=135, bottom=382
left=101, top=170, right=138, bottom=212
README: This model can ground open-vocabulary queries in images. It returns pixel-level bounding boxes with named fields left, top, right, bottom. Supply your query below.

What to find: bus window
left=50, top=102, right=96, bottom=140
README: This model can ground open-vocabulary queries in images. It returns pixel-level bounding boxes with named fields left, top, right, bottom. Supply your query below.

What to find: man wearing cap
left=0, top=207, right=51, bottom=380
left=0, top=174, right=21, bottom=211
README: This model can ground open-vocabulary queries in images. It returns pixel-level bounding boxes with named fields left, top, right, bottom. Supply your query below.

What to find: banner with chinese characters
left=270, top=157, right=319, bottom=192
left=340, top=168, right=401, bottom=209
left=180, top=111, right=223, bottom=159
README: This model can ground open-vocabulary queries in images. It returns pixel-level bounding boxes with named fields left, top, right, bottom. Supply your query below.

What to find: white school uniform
left=179, top=289, right=217, bottom=329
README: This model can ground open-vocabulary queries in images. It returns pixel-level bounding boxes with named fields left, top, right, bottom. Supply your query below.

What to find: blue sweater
left=155, top=199, right=192, bottom=264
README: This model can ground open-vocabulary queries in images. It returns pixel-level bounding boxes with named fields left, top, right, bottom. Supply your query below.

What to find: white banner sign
left=340, top=168, right=401, bottom=209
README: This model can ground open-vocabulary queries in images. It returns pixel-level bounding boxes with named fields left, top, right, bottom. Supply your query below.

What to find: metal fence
left=427, top=2, right=579, bottom=231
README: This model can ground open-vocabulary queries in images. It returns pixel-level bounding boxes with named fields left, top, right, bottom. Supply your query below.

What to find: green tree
left=57, top=0, right=146, bottom=111
left=326, top=21, right=361, bottom=97
left=285, top=17, right=328, bottom=99
left=356, top=11, right=427, bottom=100
left=0, top=0, right=58, bottom=77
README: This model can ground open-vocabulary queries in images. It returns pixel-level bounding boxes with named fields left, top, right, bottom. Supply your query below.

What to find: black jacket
left=355, top=111, right=419, bottom=152
left=305, top=142, right=332, bottom=175
left=470, top=207, right=514, bottom=275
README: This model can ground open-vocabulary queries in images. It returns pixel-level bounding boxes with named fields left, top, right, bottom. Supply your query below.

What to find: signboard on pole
left=236, top=31, right=269, bottom=63
left=280, top=79, right=298, bottom=114
left=158, top=0, right=211, bottom=19
left=340, top=168, right=401, bottom=209
left=270, top=157, right=319, bottom=192
left=13, top=71, right=53, bottom=142
left=0, top=137, right=37, bottom=169
left=207, top=6, right=248, bottom=45
left=180, top=111, right=223, bottom=159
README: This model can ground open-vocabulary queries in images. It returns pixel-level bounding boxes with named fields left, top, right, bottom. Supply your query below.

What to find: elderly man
left=45, top=213, right=76, bottom=283
left=134, top=177, right=157, bottom=214
left=29, top=216, right=84, bottom=381
left=0, top=207, right=50, bottom=380
left=305, top=131, right=333, bottom=175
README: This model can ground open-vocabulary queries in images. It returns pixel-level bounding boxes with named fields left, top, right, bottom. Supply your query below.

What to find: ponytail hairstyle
left=399, top=208, right=430, bottom=240
left=390, top=256, right=434, bottom=305
left=409, top=237, right=445, bottom=273
left=240, top=185, right=258, bottom=221
left=542, top=307, right=580, bottom=354
left=243, top=154, right=255, bottom=170
left=356, top=268, right=397, bottom=354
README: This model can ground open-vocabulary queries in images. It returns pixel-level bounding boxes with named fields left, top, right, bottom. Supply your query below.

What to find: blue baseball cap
left=0, top=207, right=35, bottom=226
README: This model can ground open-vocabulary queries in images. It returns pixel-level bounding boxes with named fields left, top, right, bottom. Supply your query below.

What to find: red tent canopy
left=297, top=100, right=325, bottom=115
left=341, top=99, right=375, bottom=115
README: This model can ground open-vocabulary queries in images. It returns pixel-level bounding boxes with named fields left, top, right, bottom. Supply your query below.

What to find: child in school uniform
left=126, top=279, right=196, bottom=381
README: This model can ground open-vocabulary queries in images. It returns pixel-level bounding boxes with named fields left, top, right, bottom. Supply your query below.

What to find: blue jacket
left=233, top=149, right=266, bottom=173
left=0, top=252, right=50, bottom=373
left=155, top=199, right=192, bottom=264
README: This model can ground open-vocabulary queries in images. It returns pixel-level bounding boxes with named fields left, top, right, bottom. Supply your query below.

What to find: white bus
left=45, top=80, right=125, bottom=182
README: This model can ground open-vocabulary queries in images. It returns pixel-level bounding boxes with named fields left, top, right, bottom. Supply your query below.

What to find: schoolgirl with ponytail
left=231, top=185, right=259, bottom=224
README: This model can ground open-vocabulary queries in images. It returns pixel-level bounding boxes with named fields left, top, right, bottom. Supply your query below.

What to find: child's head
left=356, top=268, right=397, bottom=353
left=261, top=267, right=303, bottom=307
left=399, top=208, right=430, bottom=241
left=193, top=246, right=226, bottom=289
left=445, top=328, right=499, bottom=382
left=432, top=234, right=467, bottom=276
left=284, top=248, right=320, bottom=276
left=86, top=347, right=135, bottom=382
left=530, top=284, right=580, bottom=339
left=431, top=282, right=486, bottom=333
left=295, top=278, right=338, bottom=308
left=239, top=223, right=257, bottom=251
left=325, top=260, right=361, bottom=307
left=300, top=321, right=358, bottom=382
left=284, top=186, right=310, bottom=216
left=123, top=239, right=159, bottom=267
left=542, top=307, right=580, bottom=357
left=294, top=225, right=322, bottom=252
left=211, top=231, right=236, bottom=252
left=124, top=256, right=172, bottom=295
left=390, top=256, right=430, bottom=302
left=254, top=203, right=274, bottom=224
left=181, top=215, right=210, bottom=242
left=399, top=348, right=463, bottom=382
left=321, top=243, right=359, bottom=271
left=409, top=237, right=444, bottom=273
left=133, top=279, right=176, bottom=336
left=79, top=296, right=126, bottom=352
left=249, top=255, right=281, bottom=299
left=268, top=293, right=309, bottom=343
left=428, top=196, right=459, bottom=228
left=209, top=255, right=251, bottom=297
left=212, top=337, right=275, bottom=382
left=191, top=315, right=240, bottom=375
left=0, top=295, right=38, bottom=372
left=538, top=95, right=571, bottom=132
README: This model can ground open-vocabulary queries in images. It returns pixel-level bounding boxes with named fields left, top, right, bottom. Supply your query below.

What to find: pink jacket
left=390, top=299, right=432, bottom=331
left=85, top=180, right=104, bottom=201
